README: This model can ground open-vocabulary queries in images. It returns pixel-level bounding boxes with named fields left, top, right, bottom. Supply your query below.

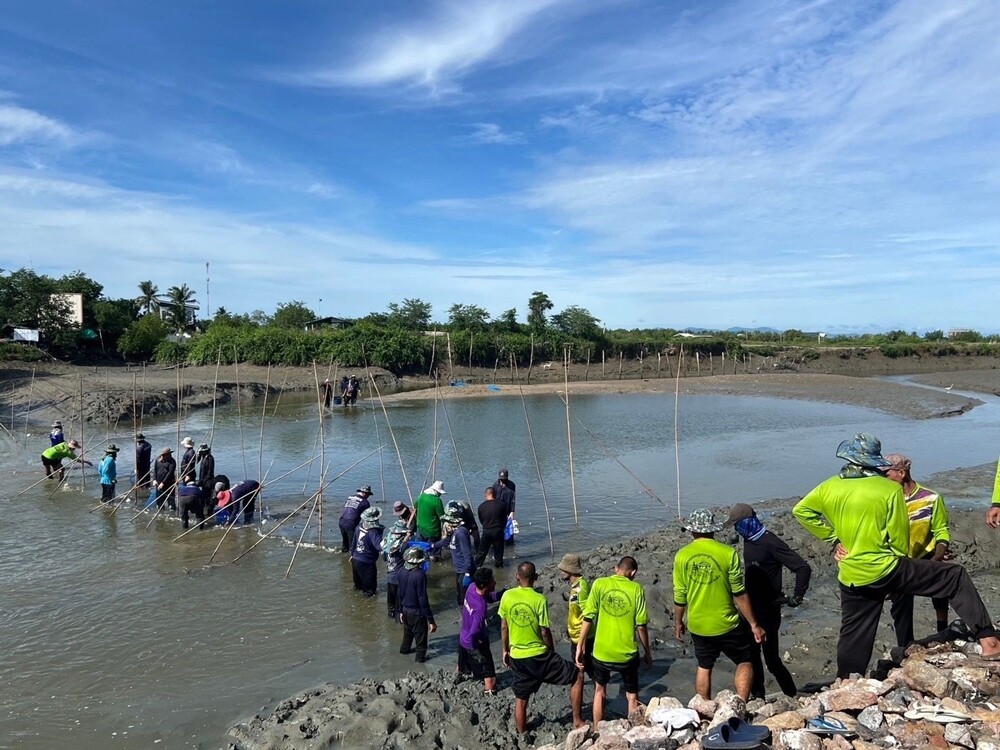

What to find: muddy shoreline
left=3, top=353, right=1000, bottom=434
left=229, top=461, right=1000, bottom=750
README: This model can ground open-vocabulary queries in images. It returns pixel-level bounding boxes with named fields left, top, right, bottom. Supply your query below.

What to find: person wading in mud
left=153, top=446, right=177, bottom=511
left=135, top=433, right=152, bottom=491
left=339, top=485, right=373, bottom=553
left=397, top=546, right=436, bottom=663
left=499, top=561, right=581, bottom=734
left=727, top=503, right=810, bottom=699
left=674, top=508, right=765, bottom=701
left=795, top=433, right=1000, bottom=678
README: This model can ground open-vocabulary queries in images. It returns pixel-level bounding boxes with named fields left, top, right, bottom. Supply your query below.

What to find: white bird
left=945, top=384, right=954, bottom=391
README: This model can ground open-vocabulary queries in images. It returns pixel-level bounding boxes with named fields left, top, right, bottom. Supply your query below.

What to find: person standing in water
left=99, top=444, right=119, bottom=503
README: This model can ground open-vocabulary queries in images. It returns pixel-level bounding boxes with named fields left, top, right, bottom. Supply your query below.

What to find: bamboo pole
left=618, top=351, right=623, bottom=380
left=563, top=346, right=579, bottom=525
left=437, top=378, right=471, bottom=504
left=511, top=354, right=554, bottom=555
left=527, top=332, right=534, bottom=383
left=446, top=333, right=454, bottom=382
left=227, top=447, right=382, bottom=565
left=79, top=375, right=86, bottom=490
left=674, top=346, right=684, bottom=519
left=468, top=331, right=474, bottom=377
left=311, top=360, right=326, bottom=547
left=696, top=351, right=701, bottom=376
left=585, top=348, right=591, bottom=381
left=22, top=366, right=35, bottom=447
left=284, top=493, right=320, bottom=579
left=602, top=350, right=605, bottom=379
left=657, top=352, right=661, bottom=378
left=235, top=346, right=248, bottom=478
left=638, top=348, right=643, bottom=378
left=131, top=372, right=138, bottom=500
left=429, top=330, right=437, bottom=377
left=431, top=384, right=439, bottom=478
left=372, top=396, right=386, bottom=501
left=258, top=364, right=270, bottom=487
left=209, top=346, right=221, bottom=446
left=172, top=456, right=318, bottom=540
left=363, top=349, right=412, bottom=503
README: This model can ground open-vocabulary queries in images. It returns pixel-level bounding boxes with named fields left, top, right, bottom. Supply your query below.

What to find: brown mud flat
left=3, top=351, right=998, bottom=435
left=230, top=464, right=1000, bottom=750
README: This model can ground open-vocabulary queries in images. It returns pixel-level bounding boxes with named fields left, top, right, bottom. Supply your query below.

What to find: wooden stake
left=511, top=354, right=554, bottom=555
left=527, top=332, right=534, bottom=383
left=602, top=350, right=605, bottom=379
left=564, top=346, right=579, bottom=526
left=311, top=360, right=326, bottom=547
left=585, top=348, right=591, bottom=381
left=674, top=345, right=683, bottom=519
left=446, top=333, right=454, bottom=382
left=618, top=351, right=623, bottom=380
left=22, top=366, right=35, bottom=447
left=79, top=374, right=86, bottom=490
left=235, top=346, right=248, bottom=478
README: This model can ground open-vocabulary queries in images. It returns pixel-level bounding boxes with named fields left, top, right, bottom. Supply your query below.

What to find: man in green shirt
left=500, top=561, right=581, bottom=734
left=577, top=556, right=651, bottom=730
left=674, top=508, right=765, bottom=701
left=411, top=480, right=446, bottom=544
left=986, top=457, right=1000, bottom=528
left=41, top=439, right=90, bottom=481
left=795, top=433, right=1000, bottom=678
left=559, top=553, right=592, bottom=729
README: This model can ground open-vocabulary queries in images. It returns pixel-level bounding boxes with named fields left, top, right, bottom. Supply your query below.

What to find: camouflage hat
left=403, top=546, right=428, bottom=568
left=683, top=508, right=724, bottom=534
left=835, top=433, right=892, bottom=470
left=360, top=507, right=382, bottom=524
left=441, top=512, right=462, bottom=526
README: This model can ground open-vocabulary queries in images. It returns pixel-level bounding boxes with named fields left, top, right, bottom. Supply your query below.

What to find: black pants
left=400, top=612, right=429, bottom=661
left=238, top=491, right=257, bottom=523
left=475, top=529, right=505, bottom=568
left=748, top=607, right=796, bottom=698
left=838, top=557, right=995, bottom=678
left=101, top=482, right=115, bottom=502
left=352, top=560, right=377, bottom=596
left=387, top=582, right=399, bottom=616
left=889, top=552, right=950, bottom=647
left=178, top=496, right=205, bottom=529
left=156, top=484, right=176, bottom=510
left=340, top=522, right=357, bottom=553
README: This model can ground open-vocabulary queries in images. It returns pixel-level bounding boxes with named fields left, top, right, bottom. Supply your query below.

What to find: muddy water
left=3, top=387, right=1000, bottom=748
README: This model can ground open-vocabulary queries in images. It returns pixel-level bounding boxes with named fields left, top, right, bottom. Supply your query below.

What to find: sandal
left=803, top=717, right=856, bottom=736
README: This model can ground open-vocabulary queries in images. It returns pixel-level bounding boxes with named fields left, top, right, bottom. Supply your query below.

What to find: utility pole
left=205, top=262, right=211, bottom=319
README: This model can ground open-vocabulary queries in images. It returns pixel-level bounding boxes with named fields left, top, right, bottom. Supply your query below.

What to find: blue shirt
left=340, top=495, right=370, bottom=526
left=434, top=525, right=475, bottom=575
left=351, top=525, right=384, bottom=564
left=99, top=456, right=117, bottom=485
left=397, top=566, right=434, bottom=623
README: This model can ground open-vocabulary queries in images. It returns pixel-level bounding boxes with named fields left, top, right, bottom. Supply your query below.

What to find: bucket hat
left=68, top=439, right=81, bottom=449
left=159, top=446, right=173, bottom=455
left=198, top=443, right=210, bottom=452
left=835, top=433, right=892, bottom=469
left=52, top=421, right=63, bottom=428
left=357, top=484, right=373, bottom=496
left=136, top=432, right=145, bottom=440
left=361, top=507, right=382, bottom=524
left=684, top=508, right=724, bottom=534
left=392, top=501, right=408, bottom=516
left=498, top=468, right=509, bottom=479
left=105, top=444, right=119, bottom=455
left=557, top=553, right=583, bottom=576
left=884, top=453, right=912, bottom=473
left=424, top=480, right=446, bottom=495
left=181, top=436, right=194, bottom=448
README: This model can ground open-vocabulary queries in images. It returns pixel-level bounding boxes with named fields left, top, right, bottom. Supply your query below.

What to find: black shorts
left=592, top=655, right=640, bottom=694
left=568, top=639, right=595, bottom=678
left=462, top=642, right=496, bottom=680
left=691, top=622, right=755, bottom=670
left=509, top=650, right=578, bottom=699
left=41, top=456, right=62, bottom=470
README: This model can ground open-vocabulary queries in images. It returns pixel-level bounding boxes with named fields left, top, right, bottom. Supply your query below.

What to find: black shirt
left=742, top=530, right=811, bottom=613
left=478, top=498, right=507, bottom=533
left=492, top=479, right=516, bottom=515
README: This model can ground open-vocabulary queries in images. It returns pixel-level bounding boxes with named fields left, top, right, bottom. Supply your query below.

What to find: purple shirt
left=459, top=585, right=501, bottom=650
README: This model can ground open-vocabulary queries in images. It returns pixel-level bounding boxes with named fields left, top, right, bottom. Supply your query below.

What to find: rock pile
left=533, top=641, right=1000, bottom=750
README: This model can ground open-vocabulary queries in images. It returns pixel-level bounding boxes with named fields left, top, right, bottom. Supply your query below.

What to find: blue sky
left=2, top=0, right=999, bottom=332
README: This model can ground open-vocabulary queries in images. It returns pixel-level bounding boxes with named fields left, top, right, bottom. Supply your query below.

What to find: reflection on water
left=2, top=389, right=999, bottom=748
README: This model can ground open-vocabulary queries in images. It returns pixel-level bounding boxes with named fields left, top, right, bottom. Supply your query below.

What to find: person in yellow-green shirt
left=883, top=453, right=952, bottom=645
left=499, top=561, right=581, bottom=734
left=986, top=458, right=1000, bottom=528
left=558, top=553, right=592, bottom=729
left=673, top=509, right=765, bottom=701
left=577, top=556, right=651, bottom=731
left=795, top=433, right=1000, bottom=679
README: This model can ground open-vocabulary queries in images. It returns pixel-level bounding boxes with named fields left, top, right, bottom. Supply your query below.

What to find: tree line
left=1, top=267, right=996, bottom=372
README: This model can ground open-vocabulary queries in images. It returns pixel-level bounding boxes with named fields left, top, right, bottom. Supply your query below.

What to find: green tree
left=92, top=298, right=138, bottom=354
left=117, top=314, right=169, bottom=360
left=55, top=271, right=104, bottom=327
left=386, top=298, right=432, bottom=330
left=165, top=284, right=197, bottom=331
left=272, top=300, right=316, bottom=329
left=249, top=309, right=271, bottom=326
left=527, top=291, right=553, bottom=333
left=550, top=305, right=601, bottom=338
left=494, top=307, right=520, bottom=332
left=447, top=303, right=490, bottom=331
left=0, top=268, right=72, bottom=347
left=136, top=280, right=159, bottom=315
left=924, top=330, right=945, bottom=341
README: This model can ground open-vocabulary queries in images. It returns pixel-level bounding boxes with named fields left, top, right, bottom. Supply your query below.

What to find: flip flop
left=803, top=717, right=856, bottom=736
left=700, top=723, right=764, bottom=750
left=722, top=717, right=771, bottom=741
left=903, top=705, right=973, bottom=723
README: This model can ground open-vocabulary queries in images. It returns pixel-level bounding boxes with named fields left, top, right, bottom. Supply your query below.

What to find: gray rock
left=597, top=719, right=632, bottom=739
left=688, top=695, right=718, bottom=719
left=877, top=687, right=914, bottom=714
left=856, top=706, right=883, bottom=733
left=901, top=658, right=953, bottom=698
left=566, top=725, right=592, bottom=750
left=977, top=738, right=1000, bottom=750
left=775, top=729, right=824, bottom=750
left=671, top=728, right=695, bottom=744
left=591, top=738, right=629, bottom=750
left=623, top=724, right=670, bottom=750
left=944, top=723, right=974, bottom=749
left=710, top=690, right=746, bottom=729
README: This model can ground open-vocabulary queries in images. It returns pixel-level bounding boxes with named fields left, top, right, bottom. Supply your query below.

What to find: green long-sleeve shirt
left=992, top=458, right=1000, bottom=506
left=793, top=474, right=908, bottom=587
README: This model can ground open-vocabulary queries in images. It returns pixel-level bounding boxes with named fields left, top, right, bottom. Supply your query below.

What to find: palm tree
left=136, top=280, right=159, bottom=315
left=166, top=284, right=197, bottom=331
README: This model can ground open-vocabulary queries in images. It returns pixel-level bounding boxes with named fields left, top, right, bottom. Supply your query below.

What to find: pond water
left=2, top=384, right=999, bottom=748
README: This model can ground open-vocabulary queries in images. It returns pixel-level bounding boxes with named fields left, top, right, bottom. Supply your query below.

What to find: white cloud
left=0, top=104, right=75, bottom=146
left=300, top=0, right=566, bottom=91
left=464, top=122, right=524, bottom=145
